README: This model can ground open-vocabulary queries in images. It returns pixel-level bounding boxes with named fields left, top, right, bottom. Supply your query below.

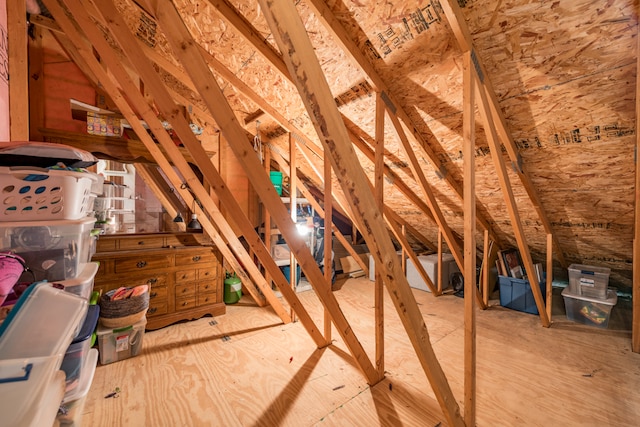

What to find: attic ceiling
left=34, top=0, right=637, bottom=288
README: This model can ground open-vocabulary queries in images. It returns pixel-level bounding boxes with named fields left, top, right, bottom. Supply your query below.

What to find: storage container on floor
left=96, top=318, right=146, bottom=365
left=567, top=264, right=610, bottom=299
left=0, top=217, right=96, bottom=282
left=499, top=275, right=546, bottom=315
left=562, top=287, right=617, bottom=328
left=0, top=281, right=88, bottom=359
left=406, top=253, right=460, bottom=292
left=0, top=166, right=99, bottom=222
left=57, top=348, right=99, bottom=427
left=62, top=304, right=99, bottom=394
left=0, top=354, right=66, bottom=427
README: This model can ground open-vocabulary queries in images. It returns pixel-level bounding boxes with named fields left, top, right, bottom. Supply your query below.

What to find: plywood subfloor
left=81, top=277, right=640, bottom=426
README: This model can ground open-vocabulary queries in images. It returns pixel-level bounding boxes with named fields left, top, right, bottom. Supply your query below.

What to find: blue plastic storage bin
left=499, top=275, right=547, bottom=315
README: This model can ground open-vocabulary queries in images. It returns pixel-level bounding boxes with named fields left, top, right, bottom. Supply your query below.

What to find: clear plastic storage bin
left=61, top=305, right=99, bottom=394
left=0, top=282, right=88, bottom=359
left=57, top=348, right=98, bottom=426
left=55, top=262, right=99, bottom=300
left=96, top=318, right=146, bottom=365
left=568, top=264, right=610, bottom=299
left=562, top=287, right=617, bottom=328
left=0, top=217, right=96, bottom=282
left=0, top=166, right=99, bottom=221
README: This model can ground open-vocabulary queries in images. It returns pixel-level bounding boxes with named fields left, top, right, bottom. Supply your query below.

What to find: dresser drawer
left=114, top=254, right=172, bottom=273
left=198, top=267, right=217, bottom=281
left=118, top=236, right=166, bottom=250
left=197, top=293, right=218, bottom=307
left=175, top=269, right=197, bottom=283
left=197, top=280, right=217, bottom=295
left=94, top=273, right=168, bottom=290
left=149, top=285, right=168, bottom=302
left=176, top=296, right=196, bottom=311
left=175, top=251, right=215, bottom=266
left=147, top=300, right=168, bottom=317
left=175, top=283, right=196, bottom=298
left=96, top=238, right=117, bottom=252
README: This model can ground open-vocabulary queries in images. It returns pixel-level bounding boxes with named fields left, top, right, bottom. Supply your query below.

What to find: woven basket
left=99, top=288, right=149, bottom=320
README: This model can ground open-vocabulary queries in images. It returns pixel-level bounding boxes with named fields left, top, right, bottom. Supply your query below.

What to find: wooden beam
left=462, top=50, right=476, bottom=426
left=27, top=23, right=44, bottom=141
left=289, top=132, right=297, bottom=321
left=374, top=91, right=385, bottom=378
left=439, top=0, right=566, bottom=268
left=472, top=66, right=550, bottom=327
left=46, top=0, right=300, bottom=322
left=269, top=145, right=370, bottom=279
left=305, top=0, right=499, bottom=242
left=258, top=0, right=463, bottom=422
left=7, top=0, right=29, bottom=139
left=546, top=234, right=554, bottom=323
left=635, top=17, right=640, bottom=353
left=146, top=0, right=376, bottom=380
left=323, top=149, right=332, bottom=341
left=385, top=109, right=463, bottom=273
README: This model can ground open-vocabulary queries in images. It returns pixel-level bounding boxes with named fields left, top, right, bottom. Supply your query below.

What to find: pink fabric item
left=0, top=253, right=25, bottom=306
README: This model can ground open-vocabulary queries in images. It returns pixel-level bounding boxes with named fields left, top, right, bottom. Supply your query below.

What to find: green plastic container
left=224, top=273, right=242, bottom=304
left=269, top=171, right=283, bottom=196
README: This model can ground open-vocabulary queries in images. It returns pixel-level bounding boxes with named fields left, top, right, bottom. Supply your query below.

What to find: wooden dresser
left=91, top=232, right=225, bottom=330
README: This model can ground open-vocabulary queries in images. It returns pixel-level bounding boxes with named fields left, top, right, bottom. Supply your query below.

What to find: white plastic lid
left=56, top=261, right=99, bottom=289
left=0, top=282, right=88, bottom=359
left=561, top=287, right=618, bottom=306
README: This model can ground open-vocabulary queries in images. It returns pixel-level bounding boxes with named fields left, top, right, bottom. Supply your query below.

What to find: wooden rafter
left=201, top=0, right=469, bottom=252
left=268, top=145, right=370, bottom=282
left=7, top=0, right=29, bottom=139
left=462, top=50, right=476, bottom=425
left=472, top=66, right=550, bottom=327
left=45, top=0, right=306, bottom=324
left=439, top=0, right=566, bottom=268
left=144, top=0, right=378, bottom=382
left=374, top=91, right=385, bottom=377
left=257, top=0, right=464, bottom=423
left=634, top=18, right=640, bottom=354
left=305, top=0, right=499, bottom=243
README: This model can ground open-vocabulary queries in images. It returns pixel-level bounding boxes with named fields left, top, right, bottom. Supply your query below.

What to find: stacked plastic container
left=562, top=264, right=617, bottom=328
left=0, top=143, right=102, bottom=426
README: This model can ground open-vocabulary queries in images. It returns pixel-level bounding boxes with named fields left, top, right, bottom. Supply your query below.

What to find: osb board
left=91, top=0, right=637, bottom=288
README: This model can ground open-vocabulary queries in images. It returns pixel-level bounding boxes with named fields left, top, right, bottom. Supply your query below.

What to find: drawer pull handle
left=182, top=301, right=188, bottom=306
left=136, top=261, right=147, bottom=268
left=148, top=307, right=157, bottom=314
left=203, top=285, right=210, bottom=290
left=138, top=241, right=145, bottom=245
left=182, top=288, right=187, bottom=293
left=150, top=292, right=158, bottom=298
left=192, top=256, right=201, bottom=262
left=147, top=278, right=158, bottom=285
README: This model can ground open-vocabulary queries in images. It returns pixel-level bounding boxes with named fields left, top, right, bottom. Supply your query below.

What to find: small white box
left=406, top=253, right=460, bottom=292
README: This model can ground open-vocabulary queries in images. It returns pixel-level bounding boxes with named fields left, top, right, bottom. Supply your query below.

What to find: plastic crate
left=96, top=318, right=146, bottom=365
left=499, top=275, right=547, bottom=315
left=562, top=287, right=617, bottom=328
left=61, top=305, right=99, bottom=394
left=57, top=349, right=98, bottom=427
left=568, top=264, right=610, bottom=299
left=54, top=262, right=99, bottom=301
left=0, top=217, right=96, bottom=282
left=0, top=166, right=99, bottom=221
left=0, top=282, right=88, bottom=359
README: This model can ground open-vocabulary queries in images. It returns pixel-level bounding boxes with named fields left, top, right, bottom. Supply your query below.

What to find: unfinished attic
left=1, top=0, right=639, bottom=425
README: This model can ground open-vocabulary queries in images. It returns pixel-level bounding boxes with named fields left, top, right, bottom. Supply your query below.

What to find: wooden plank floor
left=81, top=277, right=640, bottom=426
